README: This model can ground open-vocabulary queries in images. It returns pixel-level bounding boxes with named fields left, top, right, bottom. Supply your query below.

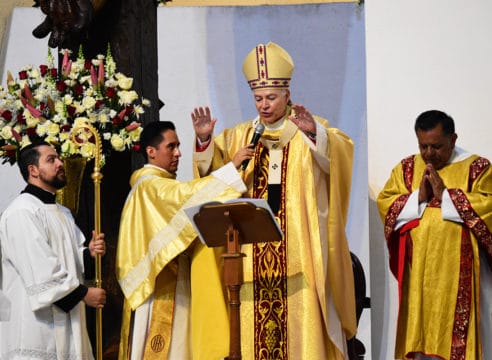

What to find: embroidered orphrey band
left=252, top=143, right=289, bottom=359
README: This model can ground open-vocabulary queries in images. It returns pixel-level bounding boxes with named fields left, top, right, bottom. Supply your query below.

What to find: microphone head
left=255, top=123, right=265, bottom=135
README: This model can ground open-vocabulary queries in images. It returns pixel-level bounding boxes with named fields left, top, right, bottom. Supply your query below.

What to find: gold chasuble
left=193, top=111, right=357, bottom=359
left=377, top=154, right=492, bottom=360
left=116, top=165, right=243, bottom=360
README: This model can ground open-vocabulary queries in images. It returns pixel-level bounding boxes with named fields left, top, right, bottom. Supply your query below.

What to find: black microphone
left=241, top=123, right=265, bottom=171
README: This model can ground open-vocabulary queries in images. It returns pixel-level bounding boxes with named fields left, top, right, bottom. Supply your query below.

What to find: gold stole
left=142, top=260, right=178, bottom=359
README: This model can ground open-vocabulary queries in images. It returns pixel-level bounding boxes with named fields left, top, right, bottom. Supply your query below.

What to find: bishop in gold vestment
left=192, top=42, right=356, bottom=359
left=377, top=110, right=492, bottom=360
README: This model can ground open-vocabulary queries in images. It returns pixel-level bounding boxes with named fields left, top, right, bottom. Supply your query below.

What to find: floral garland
left=0, top=47, right=150, bottom=166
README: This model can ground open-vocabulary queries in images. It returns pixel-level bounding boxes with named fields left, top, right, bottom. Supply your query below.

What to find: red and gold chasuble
left=378, top=154, right=492, bottom=360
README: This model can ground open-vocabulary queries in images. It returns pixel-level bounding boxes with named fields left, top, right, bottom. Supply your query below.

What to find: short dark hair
left=139, top=121, right=176, bottom=161
left=414, top=110, right=455, bottom=135
left=18, top=141, right=52, bottom=181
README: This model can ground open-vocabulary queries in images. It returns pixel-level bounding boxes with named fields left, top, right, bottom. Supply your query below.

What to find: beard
left=41, top=170, right=67, bottom=190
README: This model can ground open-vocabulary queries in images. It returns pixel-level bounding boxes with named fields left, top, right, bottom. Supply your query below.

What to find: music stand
left=192, top=200, right=282, bottom=360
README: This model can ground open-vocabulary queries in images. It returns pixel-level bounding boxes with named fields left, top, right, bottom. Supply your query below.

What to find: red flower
left=1, top=109, right=12, bottom=121
left=95, top=100, right=104, bottom=109
left=16, top=115, right=26, bottom=126
left=50, top=68, right=57, bottom=78
left=105, top=87, right=116, bottom=98
left=124, top=106, right=134, bottom=116
left=67, top=105, right=76, bottom=117
left=61, top=125, right=72, bottom=132
left=39, top=65, right=48, bottom=76
left=73, top=84, right=84, bottom=96
left=133, top=143, right=141, bottom=152
left=26, top=127, right=37, bottom=136
left=112, top=116, right=123, bottom=126
left=57, top=81, right=66, bottom=92
left=18, top=70, right=27, bottom=80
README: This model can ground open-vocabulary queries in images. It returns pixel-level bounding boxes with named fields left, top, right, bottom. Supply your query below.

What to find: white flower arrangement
left=0, top=47, right=150, bottom=165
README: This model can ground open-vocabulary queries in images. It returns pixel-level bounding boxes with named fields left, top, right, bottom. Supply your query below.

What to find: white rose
left=87, top=113, right=98, bottom=123
left=105, top=79, right=118, bottom=88
left=117, top=75, right=133, bottom=90
left=30, top=68, right=40, bottom=79
left=47, top=122, right=60, bottom=136
left=129, top=127, right=142, bottom=142
left=61, top=140, right=74, bottom=155
left=1, top=126, right=13, bottom=140
left=74, top=118, right=88, bottom=128
left=80, top=142, right=96, bottom=158
left=25, top=114, right=39, bottom=128
left=20, top=135, right=31, bottom=148
left=45, top=135, right=58, bottom=144
left=54, top=100, right=65, bottom=115
left=64, top=94, right=73, bottom=105
left=76, top=102, right=86, bottom=114
left=98, top=113, right=110, bottom=124
left=59, top=132, right=70, bottom=141
left=133, top=105, right=144, bottom=118
left=84, top=85, right=95, bottom=96
left=36, top=123, right=48, bottom=136
left=110, top=134, right=125, bottom=151
left=118, top=90, right=138, bottom=105
left=82, top=96, right=97, bottom=110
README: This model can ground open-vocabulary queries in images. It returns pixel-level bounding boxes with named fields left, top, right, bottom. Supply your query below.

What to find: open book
left=184, top=198, right=283, bottom=246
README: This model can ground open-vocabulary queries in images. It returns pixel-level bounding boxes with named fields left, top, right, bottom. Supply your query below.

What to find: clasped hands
left=418, top=164, right=446, bottom=203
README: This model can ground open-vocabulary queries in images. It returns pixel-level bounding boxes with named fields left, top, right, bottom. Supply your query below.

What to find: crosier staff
left=71, top=123, right=104, bottom=360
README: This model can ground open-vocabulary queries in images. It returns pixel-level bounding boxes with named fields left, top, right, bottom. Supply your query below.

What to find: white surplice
left=0, top=193, right=93, bottom=360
